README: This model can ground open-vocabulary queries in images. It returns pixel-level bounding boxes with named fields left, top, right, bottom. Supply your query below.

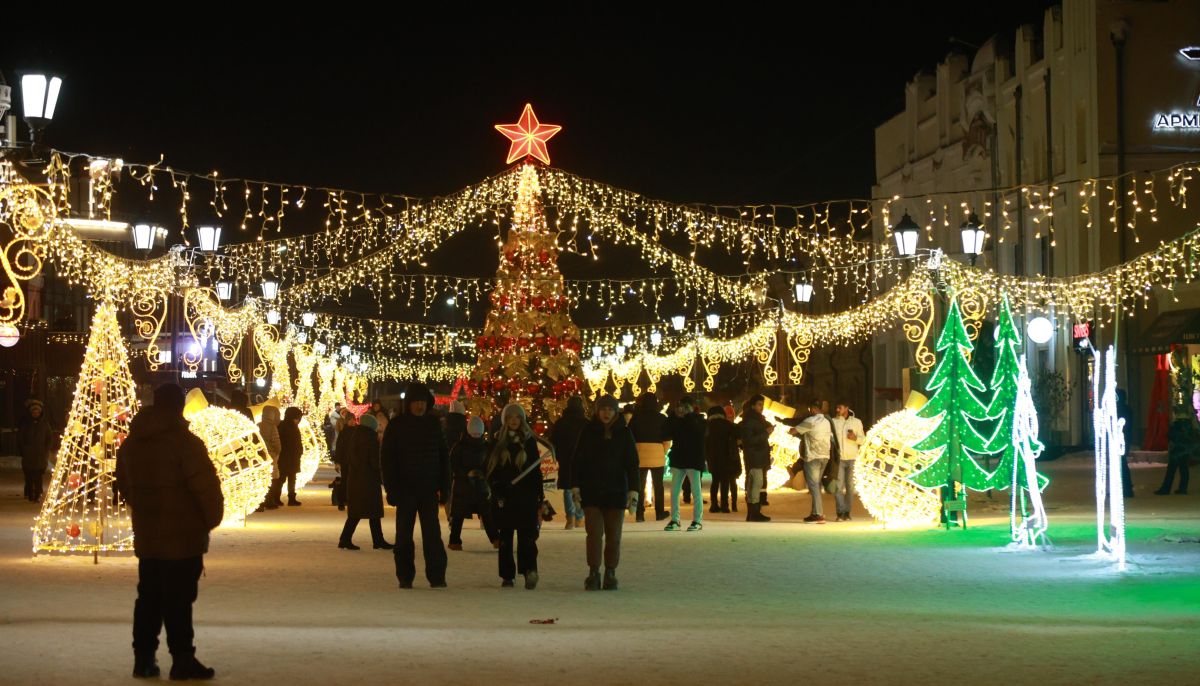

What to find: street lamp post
left=892, top=212, right=920, bottom=257
left=960, top=212, right=986, bottom=265
left=196, top=225, right=222, bottom=252
left=132, top=224, right=156, bottom=251
left=794, top=279, right=813, bottom=305
left=19, top=73, right=62, bottom=145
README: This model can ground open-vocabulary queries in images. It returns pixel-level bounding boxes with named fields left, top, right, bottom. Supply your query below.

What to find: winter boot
left=602, top=568, right=619, bottom=590
left=524, top=570, right=539, bottom=590
left=132, top=654, right=160, bottom=679
left=169, top=654, right=215, bottom=681
left=748, top=503, right=771, bottom=522
left=585, top=569, right=602, bottom=591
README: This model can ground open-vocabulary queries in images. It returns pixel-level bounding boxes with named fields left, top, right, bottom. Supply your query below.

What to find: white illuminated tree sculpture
left=1092, top=345, right=1127, bottom=570
left=1010, top=356, right=1050, bottom=548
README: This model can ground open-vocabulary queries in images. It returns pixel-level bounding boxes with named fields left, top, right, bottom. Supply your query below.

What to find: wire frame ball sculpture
left=856, top=395, right=942, bottom=528
left=186, top=407, right=274, bottom=526
left=294, top=417, right=325, bottom=491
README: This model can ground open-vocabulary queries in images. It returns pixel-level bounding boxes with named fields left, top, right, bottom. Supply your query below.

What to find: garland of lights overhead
left=4, top=114, right=1200, bottom=391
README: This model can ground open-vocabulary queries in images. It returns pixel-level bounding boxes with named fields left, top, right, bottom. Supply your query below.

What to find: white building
left=871, top=0, right=1200, bottom=446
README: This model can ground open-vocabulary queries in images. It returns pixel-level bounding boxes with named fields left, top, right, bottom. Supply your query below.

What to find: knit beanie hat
left=596, top=395, right=619, bottom=413
left=467, top=416, right=486, bottom=438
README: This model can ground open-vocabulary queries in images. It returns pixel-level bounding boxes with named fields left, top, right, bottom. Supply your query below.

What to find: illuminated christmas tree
left=908, top=297, right=997, bottom=525
left=983, top=298, right=1050, bottom=541
left=33, top=302, right=137, bottom=558
left=467, top=163, right=585, bottom=430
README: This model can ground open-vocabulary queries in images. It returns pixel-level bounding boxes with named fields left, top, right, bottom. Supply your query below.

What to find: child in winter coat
left=486, top=404, right=543, bottom=589
left=448, top=416, right=497, bottom=550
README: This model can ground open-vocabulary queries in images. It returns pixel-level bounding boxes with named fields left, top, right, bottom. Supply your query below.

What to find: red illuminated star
left=495, top=104, right=562, bottom=165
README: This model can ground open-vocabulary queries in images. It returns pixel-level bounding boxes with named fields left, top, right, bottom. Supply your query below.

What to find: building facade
left=872, top=0, right=1200, bottom=446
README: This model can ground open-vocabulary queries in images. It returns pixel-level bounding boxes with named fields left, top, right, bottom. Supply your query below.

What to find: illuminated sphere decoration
left=1027, top=316, right=1054, bottom=345
left=0, top=323, right=20, bottom=347
left=183, top=390, right=273, bottom=525
left=294, top=417, right=325, bottom=491
left=855, top=392, right=943, bottom=528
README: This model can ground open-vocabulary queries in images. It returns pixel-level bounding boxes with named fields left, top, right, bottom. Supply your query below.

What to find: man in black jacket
left=381, top=382, right=450, bottom=588
left=116, top=384, right=223, bottom=680
left=665, top=396, right=708, bottom=532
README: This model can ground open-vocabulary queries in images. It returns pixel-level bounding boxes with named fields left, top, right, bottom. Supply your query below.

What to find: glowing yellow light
left=855, top=392, right=943, bottom=528
left=186, top=407, right=274, bottom=526
left=33, top=302, right=137, bottom=556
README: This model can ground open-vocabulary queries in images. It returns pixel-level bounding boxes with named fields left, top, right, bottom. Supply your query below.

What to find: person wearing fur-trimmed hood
left=486, top=402, right=544, bottom=589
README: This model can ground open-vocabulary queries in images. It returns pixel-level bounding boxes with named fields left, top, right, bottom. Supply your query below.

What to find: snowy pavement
left=1, top=458, right=1197, bottom=685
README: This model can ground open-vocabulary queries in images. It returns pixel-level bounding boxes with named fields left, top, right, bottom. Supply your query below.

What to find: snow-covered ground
left=1, top=458, right=1197, bottom=685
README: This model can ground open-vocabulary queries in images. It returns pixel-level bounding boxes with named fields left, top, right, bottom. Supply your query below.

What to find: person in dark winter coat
left=336, top=413, right=393, bottom=550
left=269, top=407, right=304, bottom=506
left=448, top=416, right=496, bottom=550
left=1158, top=409, right=1196, bottom=496
left=665, top=395, right=707, bottom=531
left=628, top=392, right=671, bottom=522
left=486, top=403, right=544, bottom=589
left=740, top=395, right=773, bottom=522
left=444, top=400, right=468, bottom=451
left=571, top=394, right=639, bottom=591
left=705, top=406, right=741, bottom=513
left=550, top=396, right=588, bottom=529
left=381, top=381, right=450, bottom=589
left=18, top=399, right=56, bottom=502
left=115, top=384, right=223, bottom=681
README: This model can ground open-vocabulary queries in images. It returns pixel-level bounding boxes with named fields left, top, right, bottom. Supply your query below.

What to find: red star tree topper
left=495, top=104, right=562, bottom=165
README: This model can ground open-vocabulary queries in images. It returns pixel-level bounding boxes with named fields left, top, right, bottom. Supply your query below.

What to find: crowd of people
left=98, top=382, right=868, bottom=680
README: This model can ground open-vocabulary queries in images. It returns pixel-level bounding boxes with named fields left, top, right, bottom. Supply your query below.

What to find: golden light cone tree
left=465, top=165, right=585, bottom=432
left=33, top=302, right=137, bottom=558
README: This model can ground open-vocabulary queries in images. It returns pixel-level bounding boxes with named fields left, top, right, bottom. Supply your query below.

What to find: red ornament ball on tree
left=67, top=523, right=81, bottom=538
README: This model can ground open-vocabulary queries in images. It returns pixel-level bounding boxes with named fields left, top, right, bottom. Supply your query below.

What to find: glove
left=386, top=492, right=397, bottom=507
left=626, top=491, right=639, bottom=513
left=571, top=487, right=582, bottom=510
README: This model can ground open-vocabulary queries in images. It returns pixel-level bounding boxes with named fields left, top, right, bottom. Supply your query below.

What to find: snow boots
left=132, top=654, right=159, bottom=679
left=746, top=503, right=771, bottom=522
left=169, top=654, right=215, bottom=681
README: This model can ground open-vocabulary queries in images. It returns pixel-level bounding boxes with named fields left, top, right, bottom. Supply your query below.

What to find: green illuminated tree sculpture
left=984, top=297, right=1050, bottom=492
left=909, top=296, right=997, bottom=526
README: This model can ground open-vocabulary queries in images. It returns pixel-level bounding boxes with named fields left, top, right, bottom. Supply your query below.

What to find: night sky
left=4, top=3, right=1055, bottom=206
left=3, top=3, right=1056, bottom=334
